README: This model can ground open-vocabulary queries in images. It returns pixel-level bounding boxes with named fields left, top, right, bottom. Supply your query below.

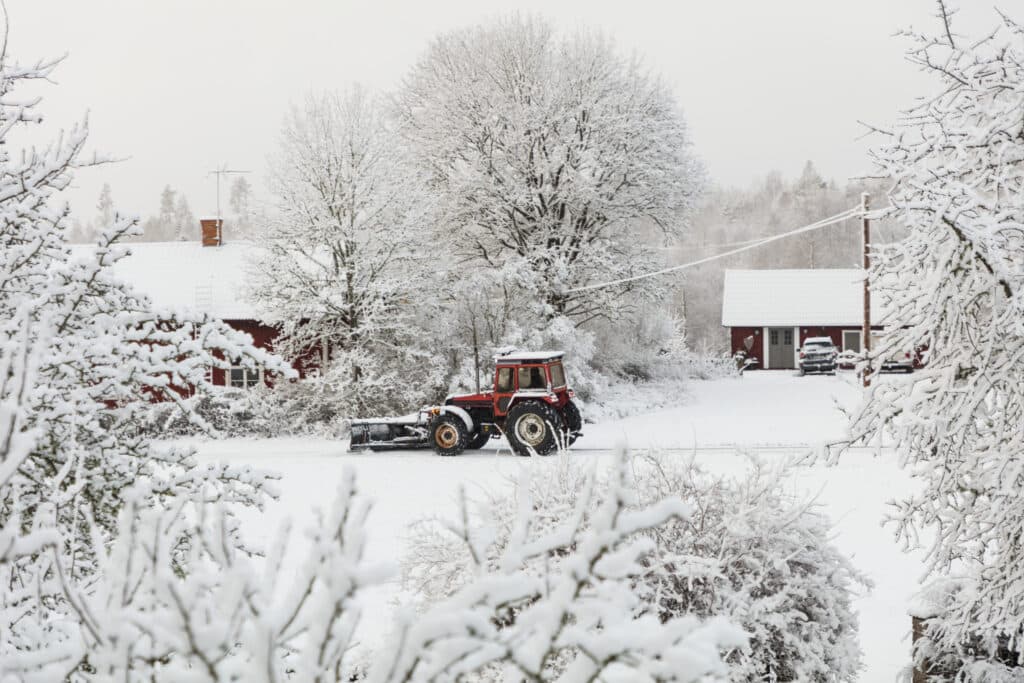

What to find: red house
left=722, top=269, right=883, bottom=370
left=101, top=218, right=300, bottom=388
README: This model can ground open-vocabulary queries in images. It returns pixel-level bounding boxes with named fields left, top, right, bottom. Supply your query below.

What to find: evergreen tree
left=157, top=184, right=176, bottom=239
left=173, top=193, right=194, bottom=241
left=96, top=182, right=114, bottom=230
left=228, top=175, right=253, bottom=237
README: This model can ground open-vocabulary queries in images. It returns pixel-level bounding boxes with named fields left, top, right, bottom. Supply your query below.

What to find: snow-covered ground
left=184, top=371, right=922, bottom=681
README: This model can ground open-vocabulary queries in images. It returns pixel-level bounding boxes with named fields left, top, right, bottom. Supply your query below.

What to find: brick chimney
left=200, top=218, right=223, bottom=247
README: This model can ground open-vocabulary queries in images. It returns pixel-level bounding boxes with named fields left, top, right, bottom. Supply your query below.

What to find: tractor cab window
left=496, top=367, right=514, bottom=392
left=549, top=362, right=566, bottom=388
left=517, top=365, right=545, bottom=390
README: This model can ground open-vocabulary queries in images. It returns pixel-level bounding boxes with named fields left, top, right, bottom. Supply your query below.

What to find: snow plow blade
left=348, top=411, right=433, bottom=451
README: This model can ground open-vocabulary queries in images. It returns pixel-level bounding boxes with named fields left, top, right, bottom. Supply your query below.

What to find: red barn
left=722, top=269, right=883, bottom=370
left=99, top=218, right=307, bottom=388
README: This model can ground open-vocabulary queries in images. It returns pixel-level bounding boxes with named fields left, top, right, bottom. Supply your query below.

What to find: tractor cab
left=491, top=351, right=573, bottom=416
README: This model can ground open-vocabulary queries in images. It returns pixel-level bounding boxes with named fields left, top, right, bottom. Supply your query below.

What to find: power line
left=693, top=235, right=781, bottom=250
left=565, top=206, right=862, bottom=294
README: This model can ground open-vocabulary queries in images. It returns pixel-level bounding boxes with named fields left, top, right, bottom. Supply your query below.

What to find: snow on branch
left=401, top=451, right=869, bottom=681
left=844, top=8, right=1024, bottom=680
left=0, top=48, right=296, bottom=678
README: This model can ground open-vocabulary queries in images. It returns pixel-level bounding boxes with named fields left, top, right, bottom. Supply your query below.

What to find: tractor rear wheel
left=506, top=401, right=562, bottom=456
left=431, top=414, right=467, bottom=456
left=467, top=429, right=491, bottom=450
left=561, top=400, right=582, bottom=447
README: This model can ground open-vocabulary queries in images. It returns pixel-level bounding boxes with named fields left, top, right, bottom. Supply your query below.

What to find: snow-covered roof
left=721, top=269, right=884, bottom=327
left=73, top=241, right=263, bottom=320
left=497, top=351, right=565, bottom=363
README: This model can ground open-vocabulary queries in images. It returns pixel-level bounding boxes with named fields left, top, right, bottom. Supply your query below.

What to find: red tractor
left=349, top=351, right=582, bottom=456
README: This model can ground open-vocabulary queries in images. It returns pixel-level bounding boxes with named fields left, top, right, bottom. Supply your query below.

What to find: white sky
left=6, top=1, right=1001, bottom=220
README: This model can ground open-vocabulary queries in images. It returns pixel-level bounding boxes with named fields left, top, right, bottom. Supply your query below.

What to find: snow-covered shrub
left=142, top=377, right=376, bottom=439
left=141, top=388, right=261, bottom=437
left=385, top=451, right=746, bottom=682
left=62, top=470, right=375, bottom=681
left=842, top=8, right=1024, bottom=680
left=633, top=455, right=870, bottom=681
left=591, top=305, right=690, bottom=382
left=908, top=579, right=1024, bottom=683
left=11, top=443, right=744, bottom=680
left=402, top=451, right=869, bottom=681
left=593, top=307, right=737, bottom=385
left=677, top=347, right=738, bottom=381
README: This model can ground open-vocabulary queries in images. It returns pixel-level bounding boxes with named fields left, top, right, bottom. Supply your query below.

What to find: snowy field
left=184, top=372, right=922, bottom=681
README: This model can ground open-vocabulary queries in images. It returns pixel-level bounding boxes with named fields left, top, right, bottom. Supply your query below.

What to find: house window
left=783, top=329, right=793, bottom=345
left=770, top=330, right=778, bottom=345
left=229, top=366, right=262, bottom=389
left=842, top=330, right=862, bottom=353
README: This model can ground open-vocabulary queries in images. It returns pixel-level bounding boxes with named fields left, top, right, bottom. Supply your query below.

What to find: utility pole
left=861, top=193, right=871, bottom=388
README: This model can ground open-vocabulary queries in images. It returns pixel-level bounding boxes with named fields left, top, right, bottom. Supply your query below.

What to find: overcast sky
left=7, top=1, right=1001, bottom=222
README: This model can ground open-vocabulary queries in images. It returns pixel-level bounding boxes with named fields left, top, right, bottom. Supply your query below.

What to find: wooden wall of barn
left=729, top=325, right=887, bottom=369
left=210, top=319, right=323, bottom=387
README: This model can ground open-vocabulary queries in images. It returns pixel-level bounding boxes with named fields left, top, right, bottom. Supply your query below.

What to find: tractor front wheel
left=506, top=401, right=562, bottom=456
left=431, top=414, right=467, bottom=456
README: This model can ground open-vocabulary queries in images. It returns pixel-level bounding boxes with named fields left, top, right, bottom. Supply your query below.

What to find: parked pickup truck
left=798, top=337, right=838, bottom=375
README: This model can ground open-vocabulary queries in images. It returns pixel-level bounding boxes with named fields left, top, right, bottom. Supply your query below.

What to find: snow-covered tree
left=68, top=217, right=96, bottom=243
left=158, top=184, right=176, bottom=237
left=433, top=267, right=523, bottom=394
left=843, top=6, right=1024, bottom=680
left=0, top=51, right=292, bottom=675
left=96, top=182, right=114, bottom=230
left=172, top=193, right=194, bottom=241
left=403, top=452, right=869, bottom=681
left=228, top=175, right=254, bottom=237
left=251, top=87, right=442, bottom=415
left=396, top=16, right=703, bottom=327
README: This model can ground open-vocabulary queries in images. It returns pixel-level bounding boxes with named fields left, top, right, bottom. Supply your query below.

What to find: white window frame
left=228, top=364, right=263, bottom=389
left=842, top=329, right=862, bottom=353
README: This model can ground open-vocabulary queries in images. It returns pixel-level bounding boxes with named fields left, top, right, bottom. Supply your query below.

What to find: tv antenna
left=208, top=164, right=250, bottom=219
